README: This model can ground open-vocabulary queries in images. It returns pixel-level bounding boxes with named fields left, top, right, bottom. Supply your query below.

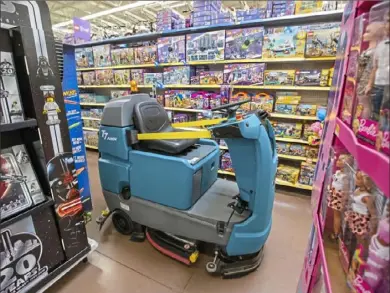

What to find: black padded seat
left=134, top=100, right=199, bottom=154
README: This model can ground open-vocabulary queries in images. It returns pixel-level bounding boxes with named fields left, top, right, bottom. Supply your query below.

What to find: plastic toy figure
left=36, top=56, right=54, bottom=79
left=41, top=85, right=63, bottom=155
left=327, top=154, right=353, bottom=241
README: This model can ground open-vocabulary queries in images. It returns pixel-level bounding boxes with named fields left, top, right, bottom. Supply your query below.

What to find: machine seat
left=134, top=100, right=199, bottom=154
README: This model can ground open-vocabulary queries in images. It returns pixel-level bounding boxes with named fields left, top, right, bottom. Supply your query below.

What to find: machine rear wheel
left=112, top=210, right=134, bottom=235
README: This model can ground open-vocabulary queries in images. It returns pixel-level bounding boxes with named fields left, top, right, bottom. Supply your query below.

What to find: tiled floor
left=47, top=151, right=313, bottom=293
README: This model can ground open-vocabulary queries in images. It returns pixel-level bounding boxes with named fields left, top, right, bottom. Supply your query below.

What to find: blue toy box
left=75, top=47, right=94, bottom=68
left=144, top=73, right=163, bottom=85
left=163, top=66, right=195, bottom=85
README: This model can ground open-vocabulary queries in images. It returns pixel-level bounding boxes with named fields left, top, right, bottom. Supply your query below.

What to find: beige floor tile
left=48, top=151, right=312, bottom=293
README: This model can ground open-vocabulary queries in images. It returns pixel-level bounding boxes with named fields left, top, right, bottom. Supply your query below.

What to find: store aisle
left=48, top=151, right=312, bottom=293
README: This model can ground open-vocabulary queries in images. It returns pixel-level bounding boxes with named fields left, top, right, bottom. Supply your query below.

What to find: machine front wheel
left=206, top=261, right=220, bottom=274
left=112, top=210, right=134, bottom=235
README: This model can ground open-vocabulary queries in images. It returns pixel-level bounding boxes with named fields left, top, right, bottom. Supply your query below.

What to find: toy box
left=221, top=151, right=234, bottom=172
left=272, top=122, right=303, bottom=139
left=264, top=70, right=295, bottom=86
left=303, top=123, right=316, bottom=140
left=251, top=93, right=274, bottom=112
left=230, top=92, right=252, bottom=112
left=113, top=69, right=130, bottom=85
left=186, top=31, right=225, bottom=62
left=296, top=104, right=317, bottom=116
left=190, top=91, right=209, bottom=109
left=131, top=69, right=149, bottom=85
left=77, top=72, right=83, bottom=85
left=223, top=63, right=265, bottom=85
left=83, top=130, right=99, bottom=147
left=276, top=142, right=290, bottom=154
left=270, top=1, right=295, bottom=17
left=225, top=27, right=264, bottom=60
left=92, top=44, right=111, bottom=67
left=305, top=27, right=340, bottom=58
left=199, top=71, right=223, bottom=85
left=275, top=104, right=297, bottom=114
left=289, top=144, right=306, bottom=157
left=111, top=90, right=131, bottom=99
left=276, top=164, right=300, bottom=184
left=295, top=70, right=329, bottom=86
left=81, top=71, right=96, bottom=85
left=83, top=119, right=100, bottom=129
left=163, top=66, right=195, bottom=85
left=262, top=28, right=306, bottom=59
left=90, top=108, right=104, bottom=119
left=305, top=146, right=319, bottom=160
left=164, top=90, right=193, bottom=108
left=134, top=44, right=157, bottom=64
left=173, top=113, right=190, bottom=123
left=157, top=36, right=186, bottom=63
left=298, top=162, right=316, bottom=186
left=111, top=44, right=134, bottom=66
left=1, top=145, right=46, bottom=219
left=75, top=47, right=94, bottom=68
left=144, top=73, right=163, bottom=85
left=191, top=75, right=200, bottom=85
left=79, top=93, right=95, bottom=103
left=95, top=70, right=114, bottom=85
left=93, top=95, right=110, bottom=103
left=295, top=1, right=323, bottom=14
left=275, top=92, right=301, bottom=104
left=209, top=93, right=222, bottom=109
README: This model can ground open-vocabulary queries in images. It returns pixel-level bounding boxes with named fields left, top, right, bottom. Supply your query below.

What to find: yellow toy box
left=276, top=165, right=300, bottom=185
left=264, top=70, right=295, bottom=86
left=295, top=1, right=323, bottom=14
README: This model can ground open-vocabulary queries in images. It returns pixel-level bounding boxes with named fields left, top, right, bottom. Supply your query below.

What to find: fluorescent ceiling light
left=124, top=11, right=147, bottom=22
left=52, top=1, right=157, bottom=28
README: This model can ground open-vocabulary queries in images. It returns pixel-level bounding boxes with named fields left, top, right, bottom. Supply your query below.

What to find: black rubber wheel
left=112, top=210, right=134, bottom=235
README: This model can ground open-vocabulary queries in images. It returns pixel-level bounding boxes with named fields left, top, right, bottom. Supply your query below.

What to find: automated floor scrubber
left=98, top=94, right=277, bottom=277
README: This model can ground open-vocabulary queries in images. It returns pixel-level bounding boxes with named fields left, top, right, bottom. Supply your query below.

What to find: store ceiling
left=48, top=1, right=264, bottom=34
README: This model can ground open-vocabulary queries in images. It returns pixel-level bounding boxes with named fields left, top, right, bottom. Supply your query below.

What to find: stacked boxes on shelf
left=192, top=0, right=222, bottom=27
left=156, top=9, right=186, bottom=32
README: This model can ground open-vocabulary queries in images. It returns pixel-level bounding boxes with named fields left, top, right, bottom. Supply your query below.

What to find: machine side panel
left=99, top=126, right=130, bottom=161
left=99, top=158, right=131, bottom=194
left=129, top=150, right=195, bottom=210
left=226, top=115, right=277, bottom=256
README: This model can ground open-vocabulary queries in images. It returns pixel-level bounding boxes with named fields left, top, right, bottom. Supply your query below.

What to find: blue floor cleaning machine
left=98, top=94, right=277, bottom=278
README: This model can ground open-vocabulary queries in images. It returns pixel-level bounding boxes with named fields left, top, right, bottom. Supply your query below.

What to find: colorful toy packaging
left=274, top=92, right=301, bottom=114
left=157, top=36, right=186, bottom=63
left=131, top=69, right=149, bottom=85
left=289, top=144, right=307, bottom=157
left=272, top=121, right=303, bottom=139
left=276, top=164, right=300, bottom=184
left=298, top=162, right=316, bottom=185
left=225, top=27, right=264, bottom=60
left=296, top=104, right=317, bottom=116
left=77, top=72, right=83, bottom=85
left=305, top=24, right=340, bottom=58
left=199, top=71, right=223, bottom=85
left=95, top=70, right=114, bottom=85
left=223, top=63, right=265, bottom=85
left=143, top=73, right=163, bottom=85
left=164, top=90, right=192, bottom=108
left=111, top=43, right=134, bottom=66
left=92, top=44, right=111, bottom=67
left=190, top=91, right=209, bottom=109
left=209, top=93, right=222, bottom=109
left=305, top=146, right=319, bottom=159
left=267, top=0, right=295, bottom=17
left=173, top=113, right=190, bottom=123
left=303, top=123, right=316, bottom=141
left=376, top=86, right=389, bottom=156
left=221, top=151, right=234, bottom=172
left=134, top=43, right=157, bottom=64
left=262, top=27, right=306, bottom=59
left=186, top=31, right=225, bottom=62
left=75, top=47, right=94, bottom=68
left=294, top=70, right=330, bottom=86
left=264, top=70, right=295, bottom=86
left=163, top=66, right=195, bottom=85
left=81, top=71, right=96, bottom=86
left=79, top=93, right=95, bottom=103
left=230, top=92, right=252, bottom=112
left=111, top=90, right=131, bottom=99
left=276, top=142, right=290, bottom=155
left=251, top=93, right=274, bottom=112
left=294, top=1, right=323, bottom=14
left=113, top=70, right=130, bottom=85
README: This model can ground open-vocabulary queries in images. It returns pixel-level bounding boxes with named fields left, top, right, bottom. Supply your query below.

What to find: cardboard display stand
left=1, top=2, right=91, bottom=292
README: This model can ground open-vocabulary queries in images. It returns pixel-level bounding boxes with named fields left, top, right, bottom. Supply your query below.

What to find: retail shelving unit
left=71, top=9, right=343, bottom=192
left=0, top=2, right=96, bottom=292
left=297, top=1, right=390, bottom=293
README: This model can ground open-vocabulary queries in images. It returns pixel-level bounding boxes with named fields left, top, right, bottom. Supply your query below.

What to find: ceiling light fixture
left=52, top=1, right=157, bottom=28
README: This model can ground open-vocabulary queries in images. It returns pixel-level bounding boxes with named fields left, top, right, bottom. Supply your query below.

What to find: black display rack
left=0, top=2, right=95, bottom=292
